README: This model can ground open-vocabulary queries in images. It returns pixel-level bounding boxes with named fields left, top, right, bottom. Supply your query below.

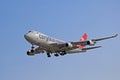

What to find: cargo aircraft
left=24, top=30, right=118, bottom=57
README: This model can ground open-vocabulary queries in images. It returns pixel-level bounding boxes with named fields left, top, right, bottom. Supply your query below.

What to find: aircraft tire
left=47, top=53, right=51, bottom=57
left=54, top=54, right=59, bottom=57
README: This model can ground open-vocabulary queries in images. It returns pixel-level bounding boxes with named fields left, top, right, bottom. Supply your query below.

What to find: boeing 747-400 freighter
left=24, top=30, right=118, bottom=57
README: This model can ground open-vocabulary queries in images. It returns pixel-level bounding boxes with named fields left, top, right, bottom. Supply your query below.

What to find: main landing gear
left=46, top=51, right=67, bottom=57
left=54, top=53, right=59, bottom=57
left=60, top=51, right=66, bottom=56
left=47, top=53, right=59, bottom=57
left=47, top=53, right=51, bottom=57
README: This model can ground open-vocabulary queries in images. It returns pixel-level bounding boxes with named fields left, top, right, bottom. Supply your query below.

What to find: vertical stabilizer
left=77, top=33, right=88, bottom=49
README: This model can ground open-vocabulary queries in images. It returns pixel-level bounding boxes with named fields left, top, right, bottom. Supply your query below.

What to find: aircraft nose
left=24, top=33, right=30, bottom=41
left=24, top=34, right=27, bottom=39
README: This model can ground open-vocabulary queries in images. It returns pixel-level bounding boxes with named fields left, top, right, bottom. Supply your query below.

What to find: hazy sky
left=0, top=0, right=120, bottom=80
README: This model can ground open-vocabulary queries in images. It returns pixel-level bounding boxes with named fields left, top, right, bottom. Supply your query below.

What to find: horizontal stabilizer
left=82, top=46, right=101, bottom=51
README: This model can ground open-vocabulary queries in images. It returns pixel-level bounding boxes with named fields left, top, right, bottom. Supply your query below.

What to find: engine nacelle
left=65, top=42, right=73, bottom=48
left=87, top=40, right=96, bottom=46
left=27, top=50, right=35, bottom=56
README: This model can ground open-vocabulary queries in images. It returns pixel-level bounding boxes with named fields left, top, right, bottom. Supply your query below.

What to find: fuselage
left=24, top=30, right=83, bottom=54
left=24, top=30, right=64, bottom=45
left=24, top=30, right=117, bottom=57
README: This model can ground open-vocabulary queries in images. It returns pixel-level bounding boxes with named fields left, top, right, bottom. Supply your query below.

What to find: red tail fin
left=77, top=33, right=88, bottom=49
left=80, top=33, right=87, bottom=41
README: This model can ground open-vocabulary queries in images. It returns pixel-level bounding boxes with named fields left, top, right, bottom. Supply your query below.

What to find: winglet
left=114, top=34, right=118, bottom=37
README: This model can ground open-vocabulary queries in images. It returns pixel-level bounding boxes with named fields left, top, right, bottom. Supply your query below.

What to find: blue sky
left=0, top=0, right=120, bottom=80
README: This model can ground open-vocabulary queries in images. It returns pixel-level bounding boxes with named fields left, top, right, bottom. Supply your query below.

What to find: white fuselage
left=24, top=30, right=117, bottom=57
left=24, top=31, right=64, bottom=45
left=24, top=30, right=84, bottom=54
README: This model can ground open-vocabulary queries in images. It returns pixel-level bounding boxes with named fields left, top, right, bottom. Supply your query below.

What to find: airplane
left=24, top=30, right=118, bottom=57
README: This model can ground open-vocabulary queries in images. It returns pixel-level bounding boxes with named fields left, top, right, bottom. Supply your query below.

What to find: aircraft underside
left=26, top=45, right=78, bottom=57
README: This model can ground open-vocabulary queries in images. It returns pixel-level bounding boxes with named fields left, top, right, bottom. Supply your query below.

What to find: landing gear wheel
left=54, top=54, right=59, bottom=57
left=60, top=51, right=66, bottom=56
left=60, top=53, right=64, bottom=56
left=47, top=53, right=51, bottom=57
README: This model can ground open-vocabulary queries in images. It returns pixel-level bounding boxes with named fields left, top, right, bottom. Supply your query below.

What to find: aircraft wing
left=91, top=34, right=118, bottom=41
left=71, top=34, right=118, bottom=46
left=50, top=34, right=118, bottom=51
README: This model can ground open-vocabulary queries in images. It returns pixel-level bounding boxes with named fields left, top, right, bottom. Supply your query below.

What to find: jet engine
left=87, top=40, right=96, bottom=46
left=65, top=42, right=73, bottom=48
left=27, top=50, right=35, bottom=56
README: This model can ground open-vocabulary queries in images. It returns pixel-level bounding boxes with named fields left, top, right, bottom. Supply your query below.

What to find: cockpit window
left=28, top=31, right=32, bottom=33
